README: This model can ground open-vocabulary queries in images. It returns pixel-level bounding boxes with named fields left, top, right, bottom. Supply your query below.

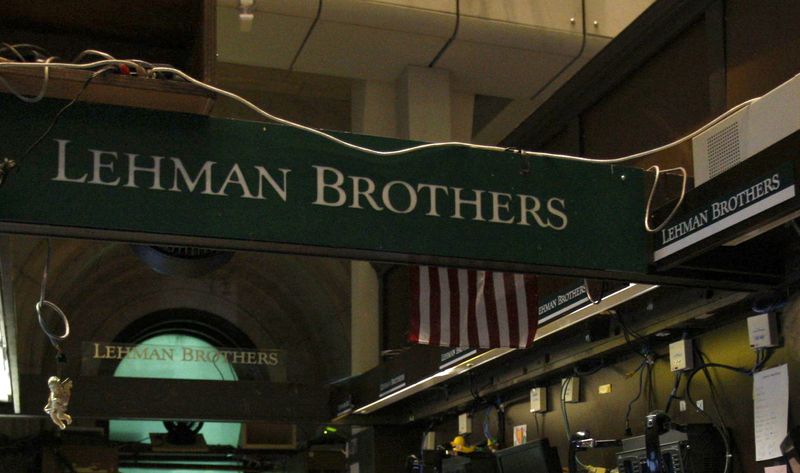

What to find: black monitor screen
left=495, top=439, right=562, bottom=473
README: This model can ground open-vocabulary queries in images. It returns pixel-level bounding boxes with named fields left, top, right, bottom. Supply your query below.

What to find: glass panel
left=108, top=334, right=243, bottom=472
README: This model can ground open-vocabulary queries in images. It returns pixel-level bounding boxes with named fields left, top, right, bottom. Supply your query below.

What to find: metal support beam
left=404, top=287, right=748, bottom=420
left=20, top=376, right=330, bottom=423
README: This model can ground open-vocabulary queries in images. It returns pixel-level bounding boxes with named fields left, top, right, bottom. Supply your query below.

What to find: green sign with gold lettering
left=0, top=94, right=647, bottom=273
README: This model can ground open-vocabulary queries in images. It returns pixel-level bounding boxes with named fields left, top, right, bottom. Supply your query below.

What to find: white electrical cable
left=0, top=59, right=759, bottom=162
left=0, top=55, right=765, bottom=233
left=644, top=165, right=688, bottom=233
left=0, top=59, right=147, bottom=77
left=36, top=239, right=70, bottom=349
left=72, top=49, right=115, bottom=63
left=0, top=56, right=52, bottom=103
left=150, top=65, right=759, bottom=164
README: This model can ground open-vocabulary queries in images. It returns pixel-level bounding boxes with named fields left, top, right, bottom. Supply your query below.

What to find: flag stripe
left=457, top=270, right=468, bottom=347
left=484, top=272, right=500, bottom=348
left=475, top=271, right=490, bottom=348
left=448, top=269, right=460, bottom=346
left=467, top=270, right=479, bottom=347
left=410, top=266, right=538, bottom=349
left=493, top=272, right=510, bottom=347
left=505, top=273, right=520, bottom=348
left=514, top=274, right=528, bottom=348
left=429, top=268, right=441, bottom=346
left=437, top=267, right=450, bottom=346
left=418, top=266, right=430, bottom=343
left=409, top=266, right=420, bottom=343
left=525, top=275, right=539, bottom=346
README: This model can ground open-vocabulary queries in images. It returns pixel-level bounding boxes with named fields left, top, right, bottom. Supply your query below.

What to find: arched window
left=109, top=333, right=242, bottom=472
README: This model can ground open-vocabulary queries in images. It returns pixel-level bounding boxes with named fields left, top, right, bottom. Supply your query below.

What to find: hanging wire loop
left=37, top=240, right=70, bottom=349
left=36, top=300, right=70, bottom=346
left=0, top=51, right=766, bottom=232
left=644, top=165, right=688, bottom=233
left=583, top=278, right=604, bottom=305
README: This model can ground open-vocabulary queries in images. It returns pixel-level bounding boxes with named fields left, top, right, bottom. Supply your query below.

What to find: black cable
left=289, top=0, right=323, bottom=71
left=573, top=359, right=605, bottom=377
left=695, top=351, right=736, bottom=459
left=561, top=376, right=589, bottom=471
left=647, top=364, right=655, bottom=411
left=621, top=313, right=647, bottom=343
left=13, top=68, right=109, bottom=171
left=664, top=370, right=682, bottom=413
left=467, top=370, right=490, bottom=406
left=685, top=366, right=736, bottom=473
left=684, top=354, right=751, bottom=473
left=529, top=0, right=586, bottom=102
left=560, top=378, right=572, bottom=441
left=211, top=358, right=227, bottom=380
left=624, top=360, right=647, bottom=436
left=754, top=347, right=774, bottom=372
left=616, top=312, right=649, bottom=358
left=429, top=0, right=460, bottom=67
left=699, top=362, right=730, bottom=434
left=496, top=398, right=505, bottom=450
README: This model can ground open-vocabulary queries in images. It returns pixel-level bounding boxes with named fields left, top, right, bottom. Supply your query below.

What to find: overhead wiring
left=72, top=49, right=115, bottom=63
left=0, top=47, right=54, bottom=104
left=0, top=50, right=765, bottom=231
left=36, top=240, right=70, bottom=351
left=1, top=42, right=28, bottom=62
left=3, top=67, right=113, bottom=184
left=623, top=359, right=647, bottom=436
left=561, top=376, right=587, bottom=471
left=616, top=312, right=650, bottom=359
left=644, top=165, right=688, bottom=233
left=0, top=43, right=51, bottom=61
left=0, top=56, right=761, bottom=163
left=663, top=368, right=683, bottom=413
left=529, top=0, right=586, bottom=102
left=428, top=0, right=460, bottom=68
left=289, top=0, right=322, bottom=72
left=682, top=345, right=773, bottom=473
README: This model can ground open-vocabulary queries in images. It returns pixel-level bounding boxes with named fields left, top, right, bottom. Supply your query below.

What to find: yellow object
left=598, top=384, right=612, bottom=394
left=450, top=435, right=476, bottom=454
left=485, top=437, right=498, bottom=452
left=585, top=467, right=608, bottom=473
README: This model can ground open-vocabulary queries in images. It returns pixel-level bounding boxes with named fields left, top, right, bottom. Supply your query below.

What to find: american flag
left=410, top=266, right=538, bottom=349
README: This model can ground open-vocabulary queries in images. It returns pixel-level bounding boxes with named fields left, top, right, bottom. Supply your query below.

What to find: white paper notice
left=754, top=364, right=789, bottom=461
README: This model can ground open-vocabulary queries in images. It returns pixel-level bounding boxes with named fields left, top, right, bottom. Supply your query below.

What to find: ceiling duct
left=131, top=245, right=233, bottom=277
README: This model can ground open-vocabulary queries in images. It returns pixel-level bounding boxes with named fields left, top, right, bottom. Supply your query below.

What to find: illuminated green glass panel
left=108, top=334, right=242, bottom=472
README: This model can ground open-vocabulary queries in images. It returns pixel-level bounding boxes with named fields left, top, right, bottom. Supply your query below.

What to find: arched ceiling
left=8, top=236, right=351, bottom=386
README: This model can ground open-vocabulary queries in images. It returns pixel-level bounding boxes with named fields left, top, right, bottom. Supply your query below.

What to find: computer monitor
left=495, top=439, right=562, bottom=473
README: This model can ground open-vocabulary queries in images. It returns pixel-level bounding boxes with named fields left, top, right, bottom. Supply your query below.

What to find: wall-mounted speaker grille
left=707, top=121, right=741, bottom=179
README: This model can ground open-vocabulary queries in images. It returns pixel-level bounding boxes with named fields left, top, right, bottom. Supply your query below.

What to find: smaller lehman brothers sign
left=654, top=164, right=796, bottom=261
left=88, top=342, right=283, bottom=366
